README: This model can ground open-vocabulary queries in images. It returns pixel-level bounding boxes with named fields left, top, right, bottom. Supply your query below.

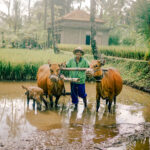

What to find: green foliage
left=104, top=57, right=150, bottom=90
left=144, top=51, right=150, bottom=61
left=0, top=61, right=40, bottom=80
left=108, top=35, right=120, bottom=45
left=122, top=37, right=136, bottom=46
left=134, top=0, right=150, bottom=47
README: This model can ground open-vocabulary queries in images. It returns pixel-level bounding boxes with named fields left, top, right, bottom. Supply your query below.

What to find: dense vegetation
left=104, top=57, right=150, bottom=92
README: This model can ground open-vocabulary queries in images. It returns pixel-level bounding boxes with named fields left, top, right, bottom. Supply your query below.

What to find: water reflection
left=0, top=81, right=150, bottom=149
left=127, top=137, right=150, bottom=150
left=0, top=98, right=35, bottom=140
left=94, top=110, right=118, bottom=143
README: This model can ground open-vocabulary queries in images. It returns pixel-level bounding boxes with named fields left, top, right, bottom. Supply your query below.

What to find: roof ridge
left=60, top=9, right=104, bottom=23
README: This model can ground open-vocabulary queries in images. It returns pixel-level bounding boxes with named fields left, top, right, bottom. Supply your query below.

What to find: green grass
left=0, top=47, right=149, bottom=92
left=0, top=48, right=73, bottom=64
left=58, top=44, right=149, bottom=60
left=0, top=48, right=93, bottom=80
left=0, top=48, right=74, bottom=80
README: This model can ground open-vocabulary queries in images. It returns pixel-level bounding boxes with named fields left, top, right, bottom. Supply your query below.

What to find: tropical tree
left=90, top=0, right=98, bottom=60
left=133, top=0, right=150, bottom=48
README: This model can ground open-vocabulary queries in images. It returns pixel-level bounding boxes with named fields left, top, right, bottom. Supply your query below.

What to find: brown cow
left=22, top=85, right=48, bottom=109
left=37, top=63, right=65, bottom=108
left=87, top=60, right=123, bottom=112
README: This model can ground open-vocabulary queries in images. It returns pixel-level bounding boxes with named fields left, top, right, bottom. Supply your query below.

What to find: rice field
left=0, top=48, right=73, bottom=64
left=58, top=44, right=150, bottom=60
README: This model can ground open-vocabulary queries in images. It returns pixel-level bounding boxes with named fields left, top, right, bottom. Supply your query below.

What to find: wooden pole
left=60, top=68, right=108, bottom=71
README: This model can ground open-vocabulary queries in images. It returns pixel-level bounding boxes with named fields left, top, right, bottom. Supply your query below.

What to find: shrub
left=108, top=35, right=120, bottom=45
left=122, top=37, right=136, bottom=46
left=144, top=51, right=150, bottom=61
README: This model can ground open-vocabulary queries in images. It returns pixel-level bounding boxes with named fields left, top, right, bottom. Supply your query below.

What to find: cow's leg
left=55, top=96, right=60, bottom=108
left=32, top=99, right=36, bottom=110
left=26, top=92, right=30, bottom=106
left=108, top=100, right=112, bottom=113
left=36, top=100, right=41, bottom=110
left=41, top=96, right=48, bottom=109
left=114, top=96, right=116, bottom=105
left=49, top=96, right=53, bottom=108
left=96, top=94, right=100, bottom=112
left=106, top=98, right=109, bottom=105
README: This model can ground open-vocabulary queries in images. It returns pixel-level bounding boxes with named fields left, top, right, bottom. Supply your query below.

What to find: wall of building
left=59, top=20, right=109, bottom=46
left=61, top=27, right=87, bottom=45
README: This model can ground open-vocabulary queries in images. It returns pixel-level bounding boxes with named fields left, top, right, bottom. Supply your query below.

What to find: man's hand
left=60, top=74, right=65, bottom=80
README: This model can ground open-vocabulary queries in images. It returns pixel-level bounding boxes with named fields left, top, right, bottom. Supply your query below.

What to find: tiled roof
left=61, top=10, right=104, bottom=23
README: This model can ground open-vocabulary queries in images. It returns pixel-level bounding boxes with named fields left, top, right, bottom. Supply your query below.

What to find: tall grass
left=0, top=61, right=41, bottom=80
left=0, top=48, right=74, bottom=80
left=58, top=44, right=149, bottom=60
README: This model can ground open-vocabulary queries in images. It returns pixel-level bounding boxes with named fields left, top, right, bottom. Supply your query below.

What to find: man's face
left=75, top=51, right=82, bottom=59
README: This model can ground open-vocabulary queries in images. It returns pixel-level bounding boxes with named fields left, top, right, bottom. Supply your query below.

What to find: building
left=55, top=10, right=109, bottom=46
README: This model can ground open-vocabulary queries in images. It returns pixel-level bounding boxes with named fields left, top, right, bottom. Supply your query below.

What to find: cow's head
left=49, top=64, right=61, bottom=82
left=86, top=59, right=105, bottom=81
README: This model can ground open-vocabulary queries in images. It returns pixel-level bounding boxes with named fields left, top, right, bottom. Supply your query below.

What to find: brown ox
left=37, top=63, right=65, bottom=108
left=87, top=60, right=123, bottom=112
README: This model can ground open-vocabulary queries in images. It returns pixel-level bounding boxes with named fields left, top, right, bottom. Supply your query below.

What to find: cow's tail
left=22, top=85, right=28, bottom=91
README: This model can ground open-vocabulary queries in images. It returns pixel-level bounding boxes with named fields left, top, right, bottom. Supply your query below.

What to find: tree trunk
left=90, top=0, right=99, bottom=60
left=28, top=0, right=31, bottom=22
left=47, top=28, right=50, bottom=48
left=8, top=0, right=11, bottom=28
left=44, top=0, right=47, bottom=29
left=51, top=0, right=59, bottom=53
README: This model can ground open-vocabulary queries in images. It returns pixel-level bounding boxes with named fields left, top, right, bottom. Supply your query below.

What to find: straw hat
left=73, top=47, right=84, bottom=55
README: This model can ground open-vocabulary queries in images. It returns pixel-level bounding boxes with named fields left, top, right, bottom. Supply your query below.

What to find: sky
left=0, top=0, right=90, bottom=15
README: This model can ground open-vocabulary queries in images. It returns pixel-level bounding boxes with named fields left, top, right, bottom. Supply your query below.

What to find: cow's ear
left=48, top=59, right=51, bottom=67
left=97, top=60, right=101, bottom=66
left=101, top=59, right=105, bottom=66
left=60, top=62, right=66, bottom=67
left=48, top=59, right=51, bottom=65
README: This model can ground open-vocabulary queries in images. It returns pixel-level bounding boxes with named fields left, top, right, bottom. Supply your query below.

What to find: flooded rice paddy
left=0, top=81, right=150, bottom=150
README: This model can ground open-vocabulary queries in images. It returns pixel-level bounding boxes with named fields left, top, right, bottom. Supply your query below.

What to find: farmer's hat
left=73, top=47, right=84, bottom=55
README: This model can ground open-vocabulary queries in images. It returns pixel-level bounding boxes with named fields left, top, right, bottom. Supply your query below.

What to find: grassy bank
left=0, top=48, right=149, bottom=92
left=103, top=56, right=150, bottom=92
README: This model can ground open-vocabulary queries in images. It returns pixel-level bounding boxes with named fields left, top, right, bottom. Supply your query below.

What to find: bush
left=108, top=35, right=120, bottom=45
left=144, top=51, right=150, bottom=61
left=0, top=61, right=40, bottom=80
left=122, top=37, right=136, bottom=46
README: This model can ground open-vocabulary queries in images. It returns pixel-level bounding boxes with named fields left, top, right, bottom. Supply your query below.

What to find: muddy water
left=0, top=81, right=150, bottom=150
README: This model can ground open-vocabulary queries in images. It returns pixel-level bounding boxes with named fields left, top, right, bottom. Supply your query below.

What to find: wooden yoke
left=60, top=68, right=108, bottom=71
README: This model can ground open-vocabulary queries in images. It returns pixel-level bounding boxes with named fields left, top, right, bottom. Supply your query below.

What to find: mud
left=0, top=81, right=150, bottom=150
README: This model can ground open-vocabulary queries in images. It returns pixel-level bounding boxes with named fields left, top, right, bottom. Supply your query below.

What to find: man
left=66, top=47, right=89, bottom=109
